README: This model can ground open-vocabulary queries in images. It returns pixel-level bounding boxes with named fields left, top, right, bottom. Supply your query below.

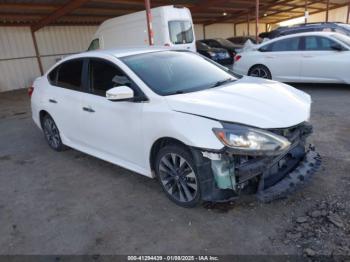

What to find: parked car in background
left=227, top=36, right=261, bottom=46
left=259, top=22, right=350, bottom=40
left=30, top=48, right=320, bottom=207
left=88, top=5, right=196, bottom=52
left=233, top=32, right=350, bottom=84
left=196, top=40, right=232, bottom=65
left=201, top=38, right=241, bottom=59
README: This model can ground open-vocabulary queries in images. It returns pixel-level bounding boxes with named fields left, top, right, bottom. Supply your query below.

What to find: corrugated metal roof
left=1, top=0, right=349, bottom=27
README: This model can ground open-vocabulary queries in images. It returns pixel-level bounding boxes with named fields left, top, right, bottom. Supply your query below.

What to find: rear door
left=46, top=59, right=85, bottom=144
left=259, top=36, right=303, bottom=82
left=299, top=35, right=346, bottom=83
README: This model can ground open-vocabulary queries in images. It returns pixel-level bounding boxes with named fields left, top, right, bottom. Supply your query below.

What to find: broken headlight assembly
left=213, top=124, right=291, bottom=156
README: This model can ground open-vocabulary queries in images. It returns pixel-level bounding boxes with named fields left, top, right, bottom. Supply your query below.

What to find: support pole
left=234, top=23, right=237, bottom=37
left=305, top=0, right=308, bottom=23
left=144, top=0, right=153, bottom=45
left=255, top=0, right=259, bottom=43
left=325, top=0, right=330, bottom=22
left=347, top=0, right=350, bottom=23
left=31, top=28, right=43, bottom=76
left=203, top=25, right=206, bottom=39
left=247, top=13, right=250, bottom=36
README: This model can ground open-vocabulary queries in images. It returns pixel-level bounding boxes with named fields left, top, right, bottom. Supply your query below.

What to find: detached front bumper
left=193, top=123, right=321, bottom=203
left=257, top=146, right=321, bottom=202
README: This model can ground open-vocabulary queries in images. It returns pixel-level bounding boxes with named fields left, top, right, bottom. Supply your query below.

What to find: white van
left=88, top=5, right=196, bottom=52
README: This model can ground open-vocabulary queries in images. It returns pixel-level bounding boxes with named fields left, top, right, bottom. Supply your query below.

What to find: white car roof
left=260, top=31, right=339, bottom=46
left=58, top=47, right=169, bottom=64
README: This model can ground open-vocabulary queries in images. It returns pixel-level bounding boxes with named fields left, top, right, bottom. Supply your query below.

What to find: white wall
left=0, top=27, right=40, bottom=92
left=194, top=23, right=267, bottom=40
left=307, top=6, right=348, bottom=23
left=0, top=26, right=97, bottom=92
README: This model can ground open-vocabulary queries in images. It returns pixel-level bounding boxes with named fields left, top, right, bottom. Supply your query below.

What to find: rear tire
left=155, top=145, right=201, bottom=208
left=248, top=65, right=272, bottom=79
left=42, top=114, right=66, bottom=151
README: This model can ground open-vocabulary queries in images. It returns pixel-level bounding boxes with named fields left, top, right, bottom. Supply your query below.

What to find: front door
left=300, top=35, right=347, bottom=83
left=78, top=58, right=145, bottom=170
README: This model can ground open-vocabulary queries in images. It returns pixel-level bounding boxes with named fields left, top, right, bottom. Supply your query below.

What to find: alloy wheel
left=250, top=67, right=269, bottom=79
left=43, top=117, right=61, bottom=149
left=158, top=153, right=198, bottom=203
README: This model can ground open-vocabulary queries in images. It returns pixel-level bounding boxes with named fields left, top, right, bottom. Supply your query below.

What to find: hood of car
left=165, top=76, right=311, bottom=129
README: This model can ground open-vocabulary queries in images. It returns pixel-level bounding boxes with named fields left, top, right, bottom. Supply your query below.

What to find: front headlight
left=213, top=124, right=291, bottom=156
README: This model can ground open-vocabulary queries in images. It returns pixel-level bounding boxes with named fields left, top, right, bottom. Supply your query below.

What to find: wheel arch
left=149, top=137, right=193, bottom=172
left=39, top=110, right=50, bottom=128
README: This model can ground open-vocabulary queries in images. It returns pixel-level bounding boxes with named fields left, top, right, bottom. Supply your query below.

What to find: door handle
left=302, top=55, right=313, bottom=58
left=82, top=107, right=95, bottom=113
left=49, top=99, right=57, bottom=104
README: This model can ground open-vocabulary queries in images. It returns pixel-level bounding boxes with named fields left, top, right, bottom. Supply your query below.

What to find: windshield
left=168, top=21, right=194, bottom=44
left=121, top=51, right=236, bottom=96
left=332, top=34, right=350, bottom=48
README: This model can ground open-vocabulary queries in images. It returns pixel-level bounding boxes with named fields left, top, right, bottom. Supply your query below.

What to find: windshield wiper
left=211, top=78, right=235, bottom=88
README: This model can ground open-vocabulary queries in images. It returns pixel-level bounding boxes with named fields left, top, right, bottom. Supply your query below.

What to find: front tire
left=42, top=114, right=66, bottom=151
left=248, top=64, right=272, bottom=79
left=155, top=145, right=201, bottom=208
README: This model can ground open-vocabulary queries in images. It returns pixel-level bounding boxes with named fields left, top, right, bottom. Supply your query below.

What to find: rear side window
left=88, top=59, right=130, bottom=97
left=88, top=39, right=100, bottom=51
left=48, top=67, right=59, bottom=85
left=168, top=21, right=194, bottom=44
left=304, top=36, right=335, bottom=51
left=261, top=37, right=301, bottom=52
left=56, top=59, right=83, bottom=91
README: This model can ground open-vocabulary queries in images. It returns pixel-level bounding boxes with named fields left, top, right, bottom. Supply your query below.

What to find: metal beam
left=255, top=0, right=259, bottom=43
left=144, top=0, right=153, bottom=46
left=31, top=0, right=90, bottom=32
left=247, top=13, right=250, bottom=36
left=347, top=0, right=350, bottom=23
left=30, top=29, right=43, bottom=76
left=305, top=0, right=308, bottom=23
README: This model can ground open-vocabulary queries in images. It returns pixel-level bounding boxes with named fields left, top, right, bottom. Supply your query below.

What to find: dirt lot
left=0, top=85, right=349, bottom=256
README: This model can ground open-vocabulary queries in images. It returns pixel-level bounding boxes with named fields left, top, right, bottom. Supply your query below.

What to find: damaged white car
left=30, top=48, right=321, bottom=207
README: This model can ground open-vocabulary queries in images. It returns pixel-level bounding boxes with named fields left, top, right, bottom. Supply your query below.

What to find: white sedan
left=30, top=48, right=320, bottom=207
left=233, top=32, right=350, bottom=84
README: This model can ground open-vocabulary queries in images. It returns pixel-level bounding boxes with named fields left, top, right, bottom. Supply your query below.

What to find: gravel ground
left=0, top=84, right=349, bottom=256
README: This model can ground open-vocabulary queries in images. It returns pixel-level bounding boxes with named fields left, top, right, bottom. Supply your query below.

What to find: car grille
left=268, top=122, right=312, bottom=144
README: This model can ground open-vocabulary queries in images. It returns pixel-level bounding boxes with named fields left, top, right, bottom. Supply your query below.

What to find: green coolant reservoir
left=211, top=159, right=236, bottom=190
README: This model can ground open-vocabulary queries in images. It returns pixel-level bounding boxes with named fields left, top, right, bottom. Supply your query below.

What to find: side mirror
left=331, top=43, right=343, bottom=51
left=106, top=86, right=134, bottom=101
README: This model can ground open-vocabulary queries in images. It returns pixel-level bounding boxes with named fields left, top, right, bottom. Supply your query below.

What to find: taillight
left=28, top=86, right=34, bottom=97
left=235, top=55, right=242, bottom=62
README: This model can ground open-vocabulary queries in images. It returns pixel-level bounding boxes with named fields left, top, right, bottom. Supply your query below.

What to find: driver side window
left=88, top=59, right=131, bottom=97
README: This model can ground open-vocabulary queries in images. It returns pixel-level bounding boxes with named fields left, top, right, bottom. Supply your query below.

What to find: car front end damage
left=192, top=122, right=321, bottom=203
